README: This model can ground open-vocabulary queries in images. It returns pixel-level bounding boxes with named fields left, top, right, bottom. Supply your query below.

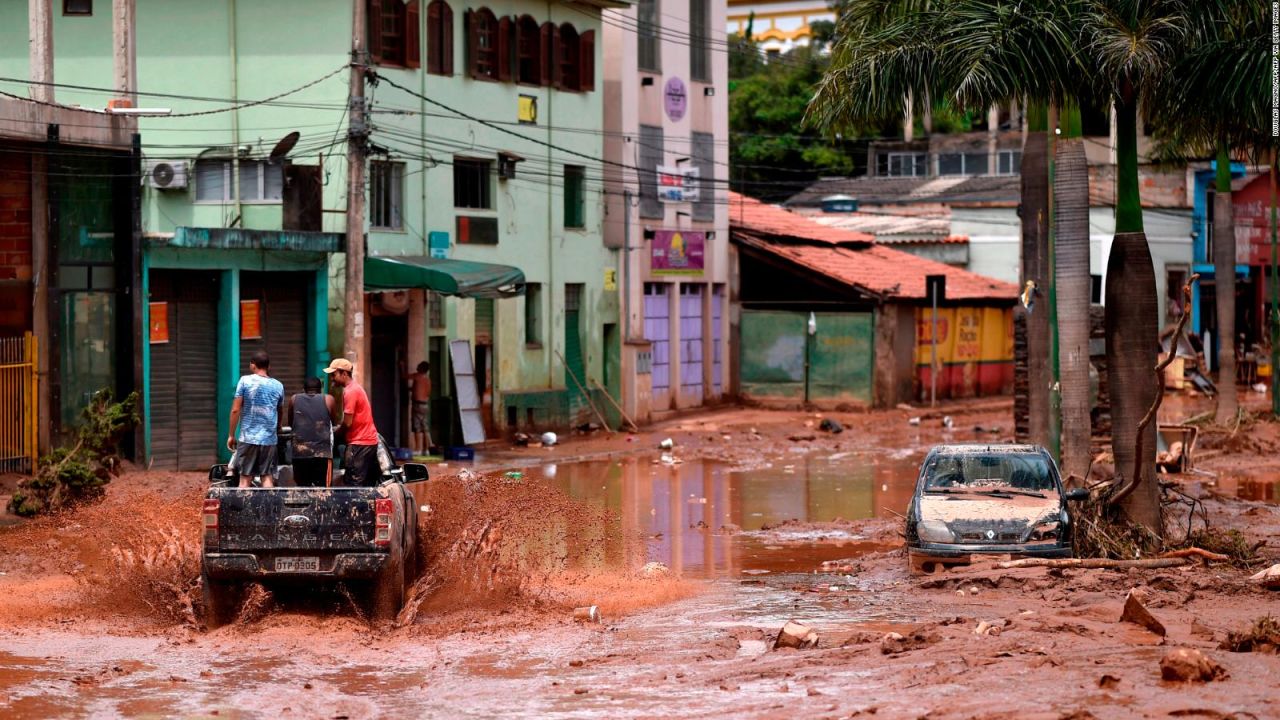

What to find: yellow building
left=727, top=0, right=835, bottom=54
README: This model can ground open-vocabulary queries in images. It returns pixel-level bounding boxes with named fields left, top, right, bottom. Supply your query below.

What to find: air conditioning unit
left=145, top=160, right=189, bottom=190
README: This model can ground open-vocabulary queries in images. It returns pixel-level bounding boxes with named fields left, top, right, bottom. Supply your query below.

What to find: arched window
left=558, top=23, right=580, bottom=91
left=466, top=7, right=499, bottom=80
left=426, top=0, right=453, bottom=76
left=516, top=15, right=540, bottom=85
left=367, top=0, right=420, bottom=69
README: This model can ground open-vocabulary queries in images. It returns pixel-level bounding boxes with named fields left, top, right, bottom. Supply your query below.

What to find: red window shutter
left=548, top=24, right=561, bottom=89
left=441, top=3, right=454, bottom=76
left=405, top=0, right=421, bottom=69
left=367, top=0, right=384, bottom=64
left=426, top=1, right=441, bottom=74
left=464, top=9, right=477, bottom=79
left=496, top=16, right=512, bottom=82
left=579, top=29, right=594, bottom=92
left=538, top=22, right=553, bottom=86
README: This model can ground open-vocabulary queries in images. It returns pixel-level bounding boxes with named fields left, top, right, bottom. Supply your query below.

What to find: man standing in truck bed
left=323, top=358, right=381, bottom=486
left=227, top=350, right=285, bottom=488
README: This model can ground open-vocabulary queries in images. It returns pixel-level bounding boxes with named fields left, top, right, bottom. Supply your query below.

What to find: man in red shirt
left=322, top=358, right=381, bottom=486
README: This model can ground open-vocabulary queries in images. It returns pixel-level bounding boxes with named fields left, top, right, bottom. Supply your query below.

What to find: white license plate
left=274, top=556, right=321, bottom=572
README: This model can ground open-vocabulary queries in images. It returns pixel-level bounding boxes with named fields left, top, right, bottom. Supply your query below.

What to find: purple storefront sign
left=663, top=77, right=687, bottom=122
left=651, top=230, right=705, bottom=275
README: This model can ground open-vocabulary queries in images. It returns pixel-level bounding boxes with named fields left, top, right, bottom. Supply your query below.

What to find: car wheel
left=368, top=551, right=405, bottom=623
left=201, top=568, right=243, bottom=629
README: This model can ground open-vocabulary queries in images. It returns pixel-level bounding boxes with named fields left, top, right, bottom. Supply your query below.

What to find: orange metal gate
left=0, top=333, right=38, bottom=474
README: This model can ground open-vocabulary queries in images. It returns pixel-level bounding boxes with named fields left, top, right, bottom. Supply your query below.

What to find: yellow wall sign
left=240, top=300, right=263, bottom=340
left=603, top=268, right=617, bottom=291
left=518, top=95, right=538, bottom=124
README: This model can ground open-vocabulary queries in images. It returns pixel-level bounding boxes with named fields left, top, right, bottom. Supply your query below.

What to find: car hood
left=919, top=492, right=1061, bottom=539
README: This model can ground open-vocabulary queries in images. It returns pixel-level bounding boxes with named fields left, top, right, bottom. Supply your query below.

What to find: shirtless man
left=408, top=361, right=433, bottom=455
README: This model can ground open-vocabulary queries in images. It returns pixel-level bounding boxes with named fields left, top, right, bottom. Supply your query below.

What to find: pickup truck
left=200, top=434, right=429, bottom=627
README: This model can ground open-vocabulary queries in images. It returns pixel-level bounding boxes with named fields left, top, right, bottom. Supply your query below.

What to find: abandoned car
left=906, top=444, right=1089, bottom=572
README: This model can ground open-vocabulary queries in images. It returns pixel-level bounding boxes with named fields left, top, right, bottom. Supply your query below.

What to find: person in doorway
left=227, top=351, right=285, bottom=488
left=323, top=357, right=381, bottom=486
left=289, top=376, right=337, bottom=487
left=408, top=361, right=434, bottom=456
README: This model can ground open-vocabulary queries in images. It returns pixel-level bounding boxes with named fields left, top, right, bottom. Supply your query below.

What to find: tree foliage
left=9, top=389, right=139, bottom=517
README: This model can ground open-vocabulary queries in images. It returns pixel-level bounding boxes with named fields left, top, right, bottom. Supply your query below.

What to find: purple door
left=644, top=283, right=671, bottom=408
left=712, top=285, right=724, bottom=396
left=680, top=284, right=704, bottom=401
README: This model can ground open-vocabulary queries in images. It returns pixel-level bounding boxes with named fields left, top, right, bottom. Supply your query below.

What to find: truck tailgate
left=210, top=487, right=381, bottom=552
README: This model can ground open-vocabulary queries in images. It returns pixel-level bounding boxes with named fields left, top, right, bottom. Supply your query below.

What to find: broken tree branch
left=1111, top=274, right=1199, bottom=507
left=996, top=557, right=1192, bottom=570
left=1157, top=547, right=1229, bottom=562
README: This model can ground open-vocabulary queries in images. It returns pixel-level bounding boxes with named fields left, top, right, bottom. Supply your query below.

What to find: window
left=564, top=166, right=585, bottom=229
left=194, top=159, right=282, bottom=203
left=558, top=24, right=580, bottom=91
left=516, top=15, right=540, bottom=84
left=638, top=124, right=664, bottom=219
left=426, top=0, right=454, bottom=76
left=637, top=0, right=660, bottom=72
left=937, top=153, right=989, bottom=176
left=368, top=0, right=421, bottom=68
left=881, top=152, right=927, bottom=177
left=63, top=0, right=92, bottom=15
left=564, top=283, right=583, bottom=312
left=466, top=8, right=500, bottom=80
left=524, top=283, right=542, bottom=345
left=690, top=0, right=710, bottom=82
left=692, top=132, right=715, bottom=221
left=453, top=158, right=492, bottom=209
left=370, top=160, right=404, bottom=229
left=997, top=150, right=1022, bottom=175
left=428, top=290, right=445, bottom=328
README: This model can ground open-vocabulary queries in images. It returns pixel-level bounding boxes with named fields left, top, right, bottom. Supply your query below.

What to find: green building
left=0, top=0, right=624, bottom=468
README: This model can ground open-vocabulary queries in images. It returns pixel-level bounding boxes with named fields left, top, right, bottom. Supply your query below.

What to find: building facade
left=603, top=0, right=731, bottom=423
left=725, top=0, right=833, bottom=55
left=0, top=0, right=621, bottom=468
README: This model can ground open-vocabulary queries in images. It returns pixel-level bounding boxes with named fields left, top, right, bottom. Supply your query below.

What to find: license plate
left=274, top=556, right=321, bottom=572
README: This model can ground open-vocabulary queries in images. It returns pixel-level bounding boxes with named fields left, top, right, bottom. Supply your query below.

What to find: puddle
left=1215, top=472, right=1280, bottom=504
left=508, top=451, right=921, bottom=579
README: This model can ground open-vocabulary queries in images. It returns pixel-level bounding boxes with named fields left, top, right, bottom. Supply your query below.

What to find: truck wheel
left=369, top=551, right=405, bottom=623
left=201, top=569, right=243, bottom=629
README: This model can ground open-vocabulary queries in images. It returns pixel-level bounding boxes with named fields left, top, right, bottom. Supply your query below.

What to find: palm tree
left=1150, top=2, right=1271, bottom=425
left=1053, top=100, right=1092, bottom=484
left=808, top=0, right=1080, bottom=453
left=1081, top=0, right=1189, bottom=533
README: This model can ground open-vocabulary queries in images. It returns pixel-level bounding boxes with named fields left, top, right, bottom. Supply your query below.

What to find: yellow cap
left=322, top=357, right=355, bottom=374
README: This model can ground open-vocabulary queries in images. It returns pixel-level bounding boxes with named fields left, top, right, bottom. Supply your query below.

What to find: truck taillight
left=374, top=498, right=393, bottom=547
left=203, top=499, right=220, bottom=529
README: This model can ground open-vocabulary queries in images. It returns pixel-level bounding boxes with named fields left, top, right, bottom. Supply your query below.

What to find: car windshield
left=923, top=452, right=1058, bottom=494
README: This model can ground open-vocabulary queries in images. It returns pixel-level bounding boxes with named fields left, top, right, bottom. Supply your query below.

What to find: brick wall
left=0, top=150, right=33, bottom=335
left=1088, top=163, right=1188, bottom=209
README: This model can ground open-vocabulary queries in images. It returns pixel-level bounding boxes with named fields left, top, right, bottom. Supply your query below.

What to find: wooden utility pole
left=344, top=0, right=368, bottom=379
left=112, top=0, right=137, bottom=105
left=29, top=0, right=53, bottom=103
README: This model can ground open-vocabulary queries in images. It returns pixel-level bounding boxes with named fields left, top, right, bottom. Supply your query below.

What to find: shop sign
left=657, top=165, right=700, bottom=203
left=663, top=77, right=687, bottom=121
left=240, top=300, right=263, bottom=340
left=518, top=94, right=538, bottom=124
left=651, top=230, right=705, bottom=276
left=604, top=268, right=618, bottom=291
left=149, top=302, right=169, bottom=344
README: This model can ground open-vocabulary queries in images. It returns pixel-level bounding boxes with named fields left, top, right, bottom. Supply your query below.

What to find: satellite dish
left=269, top=131, right=301, bottom=159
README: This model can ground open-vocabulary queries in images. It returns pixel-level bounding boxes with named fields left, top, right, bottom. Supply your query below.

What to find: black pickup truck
left=200, top=435, right=428, bottom=627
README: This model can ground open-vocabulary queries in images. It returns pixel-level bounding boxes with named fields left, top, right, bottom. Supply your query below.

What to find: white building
left=603, top=0, right=732, bottom=422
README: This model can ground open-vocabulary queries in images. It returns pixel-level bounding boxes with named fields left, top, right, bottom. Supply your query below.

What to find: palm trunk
left=1021, top=105, right=1051, bottom=449
left=1054, top=102, right=1091, bottom=482
left=1105, top=90, right=1160, bottom=534
left=1213, top=142, right=1237, bottom=424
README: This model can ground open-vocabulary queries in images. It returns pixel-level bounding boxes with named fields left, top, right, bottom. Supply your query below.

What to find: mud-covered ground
left=1, top=394, right=1279, bottom=718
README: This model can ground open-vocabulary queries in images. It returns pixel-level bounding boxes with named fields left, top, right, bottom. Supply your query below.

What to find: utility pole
left=29, top=0, right=53, bottom=103
left=112, top=0, right=137, bottom=105
left=343, top=0, right=368, bottom=379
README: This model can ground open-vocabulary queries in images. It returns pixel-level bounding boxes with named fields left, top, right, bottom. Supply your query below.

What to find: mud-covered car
left=905, top=444, right=1089, bottom=572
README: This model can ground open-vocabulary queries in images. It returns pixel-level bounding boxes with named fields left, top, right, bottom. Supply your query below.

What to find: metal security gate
left=679, top=284, right=704, bottom=400
left=644, top=283, right=671, bottom=408
left=739, top=310, right=874, bottom=404
left=239, top=272, right=309, bottom=398
left=563, top=285, right=586, bottom=420
left=149, top=271, right=220, bottom=470
left=712, top=285, right=724, bottom=396
left=0, top=334, right=38, bottom=473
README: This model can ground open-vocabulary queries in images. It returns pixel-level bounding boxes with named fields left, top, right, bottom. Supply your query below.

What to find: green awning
left=364, top=256, right=525, bottom=299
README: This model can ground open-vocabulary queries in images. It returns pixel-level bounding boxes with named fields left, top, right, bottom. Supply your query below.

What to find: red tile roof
left=729, top=192, right=1017, bottom=302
